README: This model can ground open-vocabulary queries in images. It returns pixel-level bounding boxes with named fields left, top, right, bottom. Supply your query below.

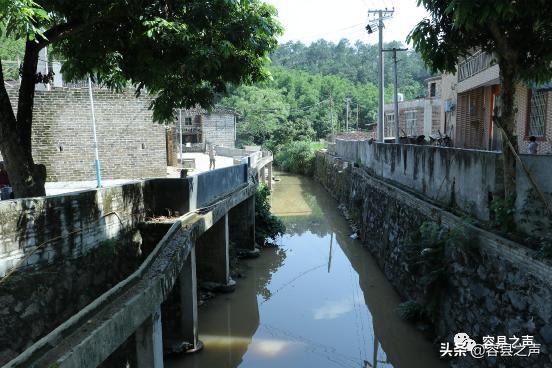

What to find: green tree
left=0, top=0, right=281, bottom=198
left=408, top=0, right=552, bottom=196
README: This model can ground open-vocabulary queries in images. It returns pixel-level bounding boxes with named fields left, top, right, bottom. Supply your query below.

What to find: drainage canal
left=167, top=173, right=445, bottom=368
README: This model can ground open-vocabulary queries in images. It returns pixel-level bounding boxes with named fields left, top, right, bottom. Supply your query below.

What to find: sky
left=264, top=0, right=430, bottom=46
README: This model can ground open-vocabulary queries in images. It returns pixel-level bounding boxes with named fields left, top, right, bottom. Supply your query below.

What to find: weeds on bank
left=255, top=184, right=286, bottom=246
left=398, top=220, right=479, bottom=324
left=490, top=195, right=517, bottom=233
left=519, top=189, right=552, bottom=260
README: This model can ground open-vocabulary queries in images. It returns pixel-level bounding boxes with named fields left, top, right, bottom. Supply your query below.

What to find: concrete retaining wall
left=335, top=139, right=503, bottom=221
left=315, top=152, right=552, bottom=368
left=515, top=154, right=552, bottom=234
left=196, top=165, right=248, bottom=208
left=0, top=164, right=249, bottom=277
left=0, top=164, right=252, bottom=365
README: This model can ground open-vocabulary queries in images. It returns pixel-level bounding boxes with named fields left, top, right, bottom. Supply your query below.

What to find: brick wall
left=202, top=113, right=236, bottom=148
left=515, top=87, right=552, bottom=154
left=384, top=101, right=425, bottom=137
left=1, top=86, right=167, bottom=182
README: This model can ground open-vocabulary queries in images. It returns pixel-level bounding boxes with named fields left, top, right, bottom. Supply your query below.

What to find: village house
left=450, top=50, right=551, bottom=154
left=168, top=107, right=238, bottom=162
left=383, top=76, right=442, bottom=139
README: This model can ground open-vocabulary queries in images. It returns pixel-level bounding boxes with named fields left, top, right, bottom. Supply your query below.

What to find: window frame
left=525, top=89, right=548, bottom=141
left=405, top=110, right=417, bottom=136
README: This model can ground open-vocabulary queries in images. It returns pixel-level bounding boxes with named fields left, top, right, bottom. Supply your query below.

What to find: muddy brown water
left=167, top=173, right=446, bottom=368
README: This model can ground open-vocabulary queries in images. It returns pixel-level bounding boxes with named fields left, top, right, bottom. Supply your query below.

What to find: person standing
left=528, top=136, right=539, bottom=154
left=208, top=145, right=216, bottom=170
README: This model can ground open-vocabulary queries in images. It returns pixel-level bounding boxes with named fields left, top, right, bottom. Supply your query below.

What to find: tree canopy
left=0, top=0, right=282, bottom=197
left=408, top=0, right=552, bottom=196
left=408, top=0, right=552, bottom=83
left=221, top=39, right=429, bottom=151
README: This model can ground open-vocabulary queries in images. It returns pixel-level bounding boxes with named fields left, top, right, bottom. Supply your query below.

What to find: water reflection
left=168, top=173, right=445, bottom=368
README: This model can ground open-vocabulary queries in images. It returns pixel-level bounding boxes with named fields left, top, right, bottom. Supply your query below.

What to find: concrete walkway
left=168, top=153, right=235, bottom=178
left=42, top=153, right=236, bottom=196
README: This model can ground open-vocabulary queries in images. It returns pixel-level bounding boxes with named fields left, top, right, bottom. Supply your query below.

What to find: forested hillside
left=220, top=39, right=430, bottom=151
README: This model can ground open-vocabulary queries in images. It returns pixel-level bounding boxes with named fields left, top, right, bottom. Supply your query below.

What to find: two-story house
left=168, top=107, right=239, bottom=164
left=453, top=51, right=551, bottom=154
left=383, top=76, right=442, bottom=139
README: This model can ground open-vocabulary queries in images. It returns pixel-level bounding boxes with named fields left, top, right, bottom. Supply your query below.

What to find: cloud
left=313, top=298, right=355, bottom=320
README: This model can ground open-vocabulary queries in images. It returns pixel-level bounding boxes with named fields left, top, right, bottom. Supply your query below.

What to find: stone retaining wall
left=315, top=152, right=552, bottom=368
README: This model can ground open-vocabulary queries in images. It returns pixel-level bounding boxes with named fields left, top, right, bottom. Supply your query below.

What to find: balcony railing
left=458, top=51, right=493, bottom=82
left=181, top=126, right=202, bottom=134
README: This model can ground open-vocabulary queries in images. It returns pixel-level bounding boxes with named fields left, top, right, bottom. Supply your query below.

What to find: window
left=430, top=83, right=436, bottom=97
left=385, top=113, right=395, bottom=137
left=406, top=111, right=417, bottom=136
left=527, top=90, right=547, bottom=137
left=184, top=117, right=193, bottom=126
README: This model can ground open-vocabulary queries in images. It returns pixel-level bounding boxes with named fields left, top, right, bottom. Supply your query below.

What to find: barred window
left=406, top=110, right=417, bottom=136
left=528, top=90, right=547, bottom=137
left=385, top=113, right=395, bottom=137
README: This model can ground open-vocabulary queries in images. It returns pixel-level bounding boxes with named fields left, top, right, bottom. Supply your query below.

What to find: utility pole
left=367, top=8, right=394, bottom=142
left=345, top=98, right=351, bottom=132
left=179, top=109, right=183, bottom=167
left=383, top=47, right=408, bottom=143
left=87, top=76, right=102, bottom=188
left=330, top=94, right=334, bottom=140
left=356, top=103, right=359, bottom=131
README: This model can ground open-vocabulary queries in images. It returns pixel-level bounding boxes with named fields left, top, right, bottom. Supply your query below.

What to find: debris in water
left=350, top=233, right=358, bottom=240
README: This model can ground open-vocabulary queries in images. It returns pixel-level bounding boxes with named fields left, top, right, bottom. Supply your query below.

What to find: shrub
left=255, top=184, right=286, bottom=245
left=275, top=140, right=316, bottom=175
left=404, top=220, right=479, bottom=323
left=490, top=195, right=516, bottom=233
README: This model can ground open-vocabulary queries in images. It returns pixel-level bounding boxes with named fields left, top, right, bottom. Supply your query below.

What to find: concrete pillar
left=229, top=196, right=256, bottom=251
left=260, top=166, right=266, bottom=184
left=267, top=163, right=273, bottom=190
left=136, top=307, right=164, bottom=368
left=196, top=214, right=232, bottom=286
left=179, top=247, right=200, bottom=350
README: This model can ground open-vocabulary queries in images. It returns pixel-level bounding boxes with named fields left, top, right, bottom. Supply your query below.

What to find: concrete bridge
left=215, top=147, right=274, bottom=189
left=0, top=154, right=271, bottom=368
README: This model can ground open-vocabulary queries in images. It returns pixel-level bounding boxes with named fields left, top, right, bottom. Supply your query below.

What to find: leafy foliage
left=275, top=141, right=317, bottom=176
left=397, top=300, right=427, bottom=322
left=272, top=40, right=430, bottom=98
left=408, top=0, right=552, bottom=83
left=221, top=40, right=431, bottom=152
left=0, top=0, right=282, bottom=198
left=520, top=189, right=552, bottom=260
left=255, top=183, right=285, bottom=245
left=408, top=0, right=552, bottom=197
left=490, top=195, right=517, bottom=233
left=405, top=220, right=479, bottom=323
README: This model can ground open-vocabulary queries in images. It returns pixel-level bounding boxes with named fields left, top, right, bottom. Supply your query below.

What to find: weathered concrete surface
left=0, top=230, right=144, bottom=365
left=0, top=165, right=249, bottom=278
left=315, top=152, right=552, bottom=368
left=195, top=165, right=248, bottom=208
left=4, top=180, right=256, bottom=368
left=135, top=307, right=164, bottom=368
left=515, top=154, right=552, bottom=235
left=335, top=139, right=503, bottom=221
left=229, top=196, right=256, bottom=251
left=196, top=214, right=231, bottom=285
